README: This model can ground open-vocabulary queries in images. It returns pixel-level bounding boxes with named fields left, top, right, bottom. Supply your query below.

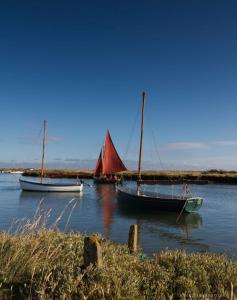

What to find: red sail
left=94, top=150, right=103, bottom=176
left=102, top=130, right=127, bottom=174
left=94, top=130, right=127, bottom=176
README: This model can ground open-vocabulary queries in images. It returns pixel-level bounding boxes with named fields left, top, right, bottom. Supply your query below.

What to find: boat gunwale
left=116, top=186, right=203, bottom=202
left=19, top=178, right=82, bottom=187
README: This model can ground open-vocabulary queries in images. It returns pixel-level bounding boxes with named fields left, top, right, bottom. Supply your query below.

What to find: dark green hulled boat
left=117, top=186, right=203, bottom=213
left=116, top=92, right=203, bottom=213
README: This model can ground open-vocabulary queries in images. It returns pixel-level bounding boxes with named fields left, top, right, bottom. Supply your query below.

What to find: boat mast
left=138, top=92, right=146, bottom=181
left=40, top=120, right=47, bottom=183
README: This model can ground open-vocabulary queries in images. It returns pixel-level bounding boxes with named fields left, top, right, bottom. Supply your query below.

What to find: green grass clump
left=0, top=228, right=236, bottom=299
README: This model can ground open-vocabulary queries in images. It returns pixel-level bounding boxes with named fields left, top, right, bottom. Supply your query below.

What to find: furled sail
left=94, top=130, right=127, bottom=176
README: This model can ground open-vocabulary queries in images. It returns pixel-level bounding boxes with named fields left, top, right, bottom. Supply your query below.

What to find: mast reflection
left=117, top=204, right=203, bottom=242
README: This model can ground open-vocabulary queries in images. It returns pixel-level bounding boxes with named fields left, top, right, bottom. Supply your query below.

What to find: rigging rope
left=122, top=96, right=185, bottom=191
left=36, top=124, right=43, bottom=144
left=146, top=110, right=166, bottom=171
left=123, top=101, right=140, bottom=163
left=146, top=108, right=177, bottom=186
left=147, top=108, right=191, bottom=194
left=28, top=123, right=44, bottom=170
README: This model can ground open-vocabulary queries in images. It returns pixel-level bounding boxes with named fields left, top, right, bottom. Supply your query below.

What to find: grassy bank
left=22, top=169, right=93, bottom=179
left=0, top=229, right=236, bottom=299
left=22, top=169, right=237, bottom=184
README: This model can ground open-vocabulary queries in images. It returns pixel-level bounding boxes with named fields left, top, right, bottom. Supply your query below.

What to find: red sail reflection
left=95, top=184, right=116, bottom=238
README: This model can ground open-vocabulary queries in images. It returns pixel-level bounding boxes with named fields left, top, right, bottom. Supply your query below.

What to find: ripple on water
left=0, top=174, right=237, bottom=257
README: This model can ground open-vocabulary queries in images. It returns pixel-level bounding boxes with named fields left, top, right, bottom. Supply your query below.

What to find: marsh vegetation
left=22, top=168, right=237, bottom=184
left=0, top=212, right=236, bottom=299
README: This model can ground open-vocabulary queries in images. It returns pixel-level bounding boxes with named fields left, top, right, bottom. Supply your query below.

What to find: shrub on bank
left=0, top=230, right=236, bottom=299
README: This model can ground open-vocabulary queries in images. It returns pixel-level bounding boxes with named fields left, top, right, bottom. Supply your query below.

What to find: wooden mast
left=138, top=92, right=146, bottom=182
left=40, top=120, right=47, bottom=183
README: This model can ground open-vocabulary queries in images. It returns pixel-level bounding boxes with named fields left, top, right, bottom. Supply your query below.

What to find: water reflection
left=2, top=174, right=237, bottom=256
left=117, top=201, right=202, bottom=227
left=18, top=191, right=83, bottom=230
left=117, top=203, right=204, bottom=249
left=19, top=191, right=83, bottom=203
left=94, top=182, right=204, bottom=250
left=94, top=184, right=116, bottom=238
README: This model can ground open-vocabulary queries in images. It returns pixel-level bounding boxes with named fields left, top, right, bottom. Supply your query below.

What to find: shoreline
left=17, top=169, right=237, bottom=184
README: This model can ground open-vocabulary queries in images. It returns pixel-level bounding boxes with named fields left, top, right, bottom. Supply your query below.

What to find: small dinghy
left=19, top=120, right=83, bottom=193
left=19, top=178, right=83, bottom=192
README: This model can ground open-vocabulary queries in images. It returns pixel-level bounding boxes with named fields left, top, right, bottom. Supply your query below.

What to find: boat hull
left=116, top=186, right=203, bottom=213
left=19, top=179, right=83, bottom=192
left=93, top=177, right=119, bottom=184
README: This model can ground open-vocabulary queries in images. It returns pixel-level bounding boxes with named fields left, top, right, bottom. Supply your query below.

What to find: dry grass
left=0, top=221, right=236, bottom=299
left=22, top=169, right=237, bottom=184
left=23, top=169, right=93, bottom=179
left=119, top=170, right=237, bottom=184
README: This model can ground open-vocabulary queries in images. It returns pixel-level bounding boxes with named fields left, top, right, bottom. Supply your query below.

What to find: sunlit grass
left=0, top=230, right=237, bottom=299
left=23, top=168, right=237, bottom=184
left=22, top=169, right=93, bottom=178
left=0, top=201, right=236, bottom=299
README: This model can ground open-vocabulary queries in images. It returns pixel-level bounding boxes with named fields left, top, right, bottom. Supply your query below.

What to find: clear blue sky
left=0, top=0, right=237, bottom=170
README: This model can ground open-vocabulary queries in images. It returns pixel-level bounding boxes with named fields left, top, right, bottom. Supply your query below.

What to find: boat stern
left=184, top=197, right=203, bottom=213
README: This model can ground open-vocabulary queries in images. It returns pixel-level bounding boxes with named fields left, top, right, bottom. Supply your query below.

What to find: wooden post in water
left=83, top=236, right=102, bottom=268
left=128, top=224, right=138, bottom=253
left=40, top=120, right=47, bottom=183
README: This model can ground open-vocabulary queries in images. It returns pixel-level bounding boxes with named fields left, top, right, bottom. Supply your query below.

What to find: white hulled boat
left=19, top=120, right=83, bottom=193
left=19, top=178, right=83, bottom=192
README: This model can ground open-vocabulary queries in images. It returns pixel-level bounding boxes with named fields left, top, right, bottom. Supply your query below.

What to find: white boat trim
left=19, top=178, right=83, bottom=192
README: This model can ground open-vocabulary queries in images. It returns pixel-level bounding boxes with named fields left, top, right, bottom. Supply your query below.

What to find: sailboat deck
left=117, top=186, right=188, bottom=200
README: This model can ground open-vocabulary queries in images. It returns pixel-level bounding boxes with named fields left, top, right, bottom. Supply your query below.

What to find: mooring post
left=83, top=236, right=102, bottom=268
left=230, top=282, right=234, bottom=300
left=128, top=224, right=138, bottom=253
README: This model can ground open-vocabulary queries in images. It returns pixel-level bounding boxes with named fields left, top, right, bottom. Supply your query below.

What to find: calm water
left=1, top=174, right=237, bottom=257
